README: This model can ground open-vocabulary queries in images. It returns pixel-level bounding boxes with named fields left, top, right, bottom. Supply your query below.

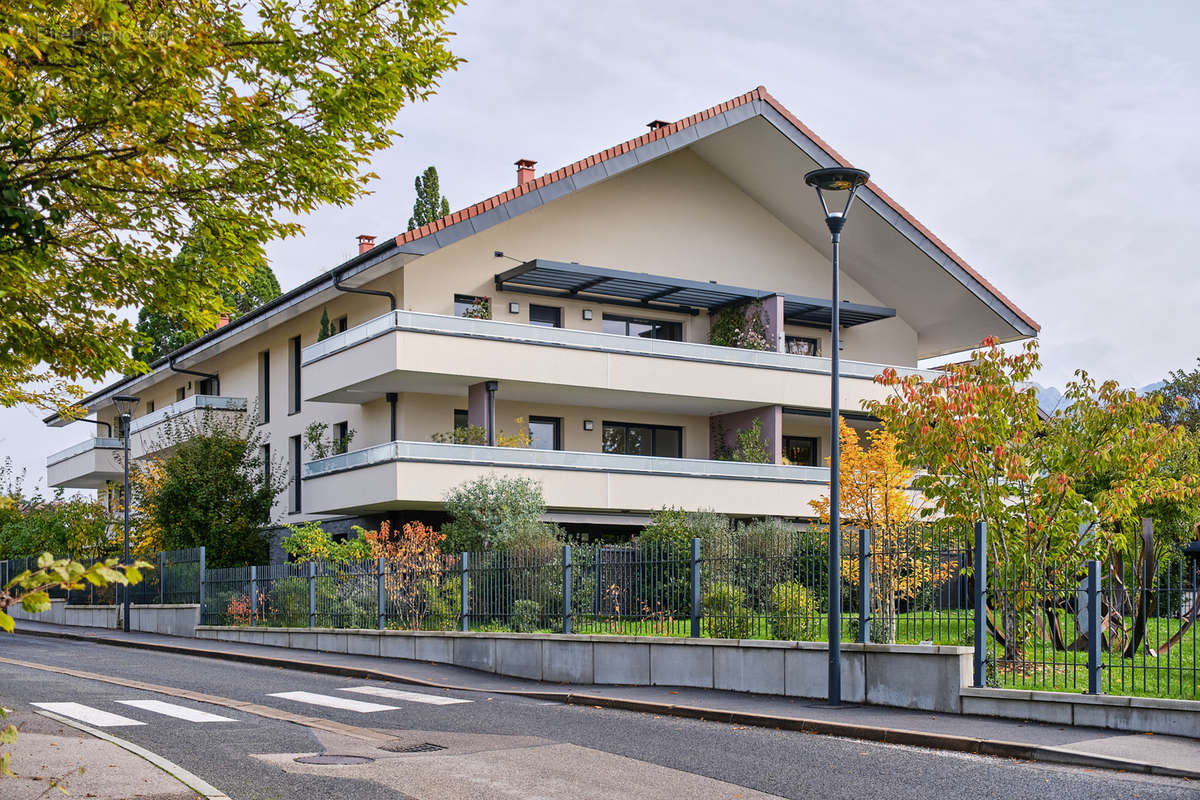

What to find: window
left=289, top=435, right=302, bottom=513
left=176, top=386, right=186, bottom=402
left=454, top=293, right=489, bottom=319
left=335, top=315, right=348, bottom=334
left=145, top=400, right=155, bottom=414
left=528, top=416, right=562, bottom=451
left=288, top=335, right=301, bottom=414
left=528, top=305, right=562, bottom=328
left=602, top=314, right=682, bottom=341
left=261, top=443, right=271, bottom=484
left=258, top=350, right=270, bottom=424
left=784, top=436, right=819, bottom=467
left=453, top=409, right=469, bottom=429
left=198, top=377, right=217, bottom=395
left=602, top=422, right=682, bottom=458
left=785, top=335, right=820, bottom=356
left=333, top=421, right=350, bottom=455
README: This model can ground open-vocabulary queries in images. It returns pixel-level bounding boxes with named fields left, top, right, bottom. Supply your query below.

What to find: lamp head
left=112, top=394, right=140, bottom=418
left=804, top=167, right=871, bottom=234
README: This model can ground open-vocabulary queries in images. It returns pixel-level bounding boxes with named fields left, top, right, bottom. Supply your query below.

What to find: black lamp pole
left=113, top=394, right=140, bottom=632
left=804, top=166, right=870, bottom=706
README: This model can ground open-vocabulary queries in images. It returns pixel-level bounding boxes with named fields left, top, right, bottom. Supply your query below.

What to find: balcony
left=128, top=395, right=247, bottom=458
left=302, top=440, right=831, bottom=518
left=46, top=438, right=125, bottom=489
left=300, top=310, right=938, bottom=413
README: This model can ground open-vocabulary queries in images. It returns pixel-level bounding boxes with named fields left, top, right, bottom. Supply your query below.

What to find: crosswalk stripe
left=266, top=691, right=398, bottom=713
left=32, top=702, right=145, bottom=727
left=338, top=686, right=472, bottom=705
left=115, top=699, right=236, bottom=723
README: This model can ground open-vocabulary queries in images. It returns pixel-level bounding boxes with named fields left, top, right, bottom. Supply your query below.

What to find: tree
left=318, top=308, right=333, bottom=342
left=141, top=411, right=285, bottom=567
left=0, top=459, right=115, bottom=561
left=809, top=418, right=948, bottom=643
left=407, top=166, right=451, bottom=230
left=1151, top=358, right=1200, bottom=431
left=133, top=235, right=283, bottom=362
left=0, top=0, right=463, bottom=411
left=441, top=474, right=559, bottom=552
left=868, top=338, right=1196, bottom=659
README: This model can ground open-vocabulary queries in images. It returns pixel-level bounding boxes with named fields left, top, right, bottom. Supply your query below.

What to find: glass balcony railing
left=300, top=309, right=940, bottom=381
left=46, top=437, right=124, bottom=467
left=303, top=439, right=830, bottom=484
left=129, top=395, right=247, bottom=434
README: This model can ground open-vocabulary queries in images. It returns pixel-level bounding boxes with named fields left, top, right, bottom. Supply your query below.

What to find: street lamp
left=112, top=393, right=140, bottom=633
left=804, top=166, right=870, bottom=706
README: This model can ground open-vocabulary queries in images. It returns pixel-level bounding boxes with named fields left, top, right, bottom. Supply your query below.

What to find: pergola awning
left=494, top=259, right=895, bottom=329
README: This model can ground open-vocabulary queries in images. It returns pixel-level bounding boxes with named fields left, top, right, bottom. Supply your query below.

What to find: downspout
left=485, top=381, right=498, bottom=447
left=385, top=392, right=398, bottom=441
left=75, top=417, right=113, bottom=437
left=169, top=358, right=220, bottom=396
left=334, top=268, right=396, bottom=311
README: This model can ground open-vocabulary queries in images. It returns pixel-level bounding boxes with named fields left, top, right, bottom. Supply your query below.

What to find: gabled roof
left=397, top=86, right=1039, bottom=335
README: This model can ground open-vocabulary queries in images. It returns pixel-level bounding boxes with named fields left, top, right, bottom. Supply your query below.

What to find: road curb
left=16, top=626, right=1199, bottom=782
left=32, top=708, right=232, bottom=799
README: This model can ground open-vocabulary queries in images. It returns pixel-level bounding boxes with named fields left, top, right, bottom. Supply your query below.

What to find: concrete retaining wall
left=194, top=626, right=972, bottom=713
left=9, top=599, right=199, bottom=637
left=960, top=687, right=1198, bottom=738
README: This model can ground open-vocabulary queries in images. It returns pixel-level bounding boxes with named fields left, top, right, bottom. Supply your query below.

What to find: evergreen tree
left=318, top=308, right=332, bottom=341
left=407, top=166, right=451, bottom=230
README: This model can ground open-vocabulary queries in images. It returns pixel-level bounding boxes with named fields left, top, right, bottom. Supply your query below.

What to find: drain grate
left=381, top=741, right=447, bottom=753
left=295, top=754, right=376, bottom=765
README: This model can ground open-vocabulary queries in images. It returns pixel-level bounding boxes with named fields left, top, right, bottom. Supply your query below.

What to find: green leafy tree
left=442, top=474, right=560, bottom=552
left=407, top=165, right=451, bottom=230
left=0, top=459, right=115, bottom=560
left=0, top=0, right=463, bottom=411
left=144, top=411, right=285, bottom=567
left=1151, top=358, right=1200, bottom=431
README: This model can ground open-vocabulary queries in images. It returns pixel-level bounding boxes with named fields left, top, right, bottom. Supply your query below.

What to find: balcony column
left=467, top=381, right=498, bottom=446
left=762, top=294, right=785, bottom=353
left=709, top=404, right=783, bottom=464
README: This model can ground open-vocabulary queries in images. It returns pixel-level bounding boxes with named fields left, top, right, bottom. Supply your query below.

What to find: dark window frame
left=453, top=409, right=469, bottom=429
left=288, top=335, right=302, bottom=414
left=528, top=415, right=563, bottom=451
left=197, top=376, right=217, bottom=396
left=333, top=421, right=350, bottom=455
left=334, top=315, right=348, bottom=334
left=261, top=443, right=271, bottom=484
left=601, top=313, right=683, bottom=342
left=528, top=304, right=563, bottom=329
left=785, top=335, right=821, bottom=357
left=258, top=350, right=271, bottom=424
left=176, top=386, right=186, bottom=402
left=783, top=435, right=819, bottom=467
left=601, top=421, right=683, bottom=458
left=289, top=434, right=302, bottom=513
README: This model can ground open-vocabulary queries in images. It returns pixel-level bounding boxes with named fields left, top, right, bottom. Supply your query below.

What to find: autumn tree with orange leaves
left=361, top=521, right=450, bottom=630
left=868, top=338, right=1197, bottom=660
left=810, top=418, right=948, bottom=643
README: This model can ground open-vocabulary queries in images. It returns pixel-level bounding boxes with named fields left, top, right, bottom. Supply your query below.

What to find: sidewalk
left=13, top=620, right=1200, bottom=781
left=3, top=709, right=210, bottom=799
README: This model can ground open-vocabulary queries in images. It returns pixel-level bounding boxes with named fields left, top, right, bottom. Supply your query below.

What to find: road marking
left=338, top=685, right=472, bottom=705
left=267, top=691, right=398, bottom=713
left=30, top=702, right=145, bottom=727
left=115, top=699, right=236, bottom=723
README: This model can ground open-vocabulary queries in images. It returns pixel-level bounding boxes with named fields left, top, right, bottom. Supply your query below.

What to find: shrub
left=431, top=425, right=488, bottom=445
left=511, top=598, right=541, bottom=633
left=422, top=575, right=462, bottom=630
left=280, top=521, right=369, bottom=563
left=768, top=581, right=818, bottom=641
left=702, top=582, right=752, bottom=639
left=442, top=474, right=547, bottom=552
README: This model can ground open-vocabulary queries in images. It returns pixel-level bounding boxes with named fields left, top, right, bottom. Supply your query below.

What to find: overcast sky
left=7, top=0, right=1200, bottom=493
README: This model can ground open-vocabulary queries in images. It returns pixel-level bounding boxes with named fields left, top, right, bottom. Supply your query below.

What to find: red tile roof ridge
left=393, top=86, right=1039, bottom=333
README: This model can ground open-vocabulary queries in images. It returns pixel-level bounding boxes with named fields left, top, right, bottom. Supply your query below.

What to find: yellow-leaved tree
left=809, top=419, right=949, bottom=643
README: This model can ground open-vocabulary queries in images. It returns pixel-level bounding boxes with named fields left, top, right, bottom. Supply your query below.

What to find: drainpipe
left=168, top=357, right=220, bottom=396
left=74, top=417, right=114, bottom=438
left=485, top=381, right=498, bottom=447
left=385, top=392, right=397, bottom=441
left=334, top=268, right=396, bottom=311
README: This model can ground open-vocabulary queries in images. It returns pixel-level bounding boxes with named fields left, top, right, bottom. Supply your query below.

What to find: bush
left=267, top=576, right=310, bottom=627
left=442, top=474, right=547, bottom=552
left=511, top=598, right=541, bottom=633
left=420, top=575, right=462, bottom=630
left=768, top=581, right=819, bottom=640
left=702, top=582, right=752, bottom=639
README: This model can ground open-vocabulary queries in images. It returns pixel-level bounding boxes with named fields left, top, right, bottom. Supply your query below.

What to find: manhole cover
left=381, top=742, right=447, bottom=753
left=294, top=754, right=376, bottom=765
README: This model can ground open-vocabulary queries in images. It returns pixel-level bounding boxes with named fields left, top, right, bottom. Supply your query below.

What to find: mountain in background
left=1031, top=381, right=1165, bottom=415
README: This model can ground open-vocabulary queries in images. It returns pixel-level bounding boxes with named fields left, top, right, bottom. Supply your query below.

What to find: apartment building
left=43, top=86, right=1038, bottom=538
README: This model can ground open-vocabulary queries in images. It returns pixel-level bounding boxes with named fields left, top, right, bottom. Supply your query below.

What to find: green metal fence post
left=858, top=529, right=871, bottom=644
left=377, top=556, right=386, bottom=631
left=197, top=547, right=206, bottom=623
left=690, top=538, right=701, bottom=638
left=307, top=562, right=316, bottom=628
left=460, top=552, right=469, bottom=632
left=1087, top=559, right=1102, bottom=694
left=562, top=545, right=572, bottom=635
left=249, top=565, right=257, bottom=628
left=973, top=521, right=987, bottom=687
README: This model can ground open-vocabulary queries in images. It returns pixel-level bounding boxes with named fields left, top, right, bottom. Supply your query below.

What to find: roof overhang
left=494, top=259, right=895, bottom=329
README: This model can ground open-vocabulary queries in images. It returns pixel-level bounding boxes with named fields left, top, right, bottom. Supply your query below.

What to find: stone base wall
left=10, top=599, right=199, bottom=637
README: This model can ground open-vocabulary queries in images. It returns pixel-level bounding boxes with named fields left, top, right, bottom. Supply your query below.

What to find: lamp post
left=803, top=166, right=870, bottom=706
left=112, top=394, right=140, bottom=632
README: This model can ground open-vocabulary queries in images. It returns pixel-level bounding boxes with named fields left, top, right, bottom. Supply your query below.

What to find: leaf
left=0, top=724, right=16, bottom=744
left=20, top=591, right=51, bottom=614
left=0, top=612, right=13, bottom=634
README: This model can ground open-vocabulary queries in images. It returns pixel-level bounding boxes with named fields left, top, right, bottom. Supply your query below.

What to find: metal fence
left=1, top=547, right=204, bottom=607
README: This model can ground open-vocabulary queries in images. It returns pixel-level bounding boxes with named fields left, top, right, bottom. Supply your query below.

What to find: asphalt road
left=1, top=633, right=1196, bottom=800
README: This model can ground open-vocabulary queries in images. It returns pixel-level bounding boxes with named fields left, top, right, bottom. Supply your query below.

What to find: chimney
left=647, top=120, right=670, bottom=131
left=515, top=159, right=536, bottom=186
left=216, top=313, right=230, bottom=329
left=356, top=234, right=376, bottom=254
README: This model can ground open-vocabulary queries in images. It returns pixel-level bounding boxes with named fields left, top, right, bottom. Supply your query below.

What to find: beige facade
left=45, top=89, right=1036, bottom=531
